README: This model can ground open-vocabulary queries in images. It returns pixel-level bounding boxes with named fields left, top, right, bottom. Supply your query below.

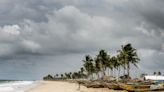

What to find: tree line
left=43, top=43, right=140, bottom=80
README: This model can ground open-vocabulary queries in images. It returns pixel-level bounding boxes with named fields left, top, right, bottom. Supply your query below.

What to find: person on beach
left=77, top=81, right=82, bottom=90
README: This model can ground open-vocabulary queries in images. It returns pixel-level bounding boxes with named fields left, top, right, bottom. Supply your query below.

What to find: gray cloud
left=0, top=0, right=163, bottom=80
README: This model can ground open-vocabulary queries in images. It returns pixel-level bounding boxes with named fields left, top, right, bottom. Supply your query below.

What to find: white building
left=144, top=75, right=164, bottom=81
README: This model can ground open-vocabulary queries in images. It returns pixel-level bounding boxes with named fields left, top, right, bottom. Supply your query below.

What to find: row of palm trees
left=43, top=70, right=86, bottom=80
left=43, top=43, right=140, bottom=80
left=81, top=43, right=140, bottom=80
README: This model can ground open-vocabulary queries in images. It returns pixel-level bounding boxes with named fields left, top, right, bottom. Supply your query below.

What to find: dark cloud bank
left=0, top=0, right=163, bottom=80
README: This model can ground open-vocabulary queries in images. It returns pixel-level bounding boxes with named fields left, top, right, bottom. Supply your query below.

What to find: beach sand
left=26, top=81, right=127, bottom=92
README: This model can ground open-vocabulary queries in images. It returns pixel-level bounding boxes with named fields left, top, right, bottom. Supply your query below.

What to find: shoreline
left=25, top=81, right=127, bottom=92
left=24, top=81, right=44, bottom=92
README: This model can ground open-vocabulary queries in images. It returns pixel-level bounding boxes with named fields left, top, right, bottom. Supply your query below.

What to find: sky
left=0, top=0, right=164, bottom=80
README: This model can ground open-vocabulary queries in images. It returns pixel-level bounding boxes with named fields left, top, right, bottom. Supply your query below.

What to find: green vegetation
left=43, top=74, right=54, bottom=80
left=43, top=43, right=140, bottom=80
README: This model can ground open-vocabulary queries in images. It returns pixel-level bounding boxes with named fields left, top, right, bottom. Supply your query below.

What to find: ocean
left=0, top=80, right=36, bottom=92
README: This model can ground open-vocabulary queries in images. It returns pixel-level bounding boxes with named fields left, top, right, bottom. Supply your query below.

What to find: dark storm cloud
left=0, top=0, right=163, bottom=80
left=134, top=0, right=164, bottom=30
left=0, top=0, right=58, bottom=25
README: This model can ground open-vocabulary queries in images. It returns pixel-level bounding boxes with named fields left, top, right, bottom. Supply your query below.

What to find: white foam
left=0, top=81, right=36, bottom=92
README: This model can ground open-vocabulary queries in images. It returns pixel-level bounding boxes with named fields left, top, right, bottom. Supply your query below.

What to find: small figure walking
left=77, top=81, right=82, bottom=90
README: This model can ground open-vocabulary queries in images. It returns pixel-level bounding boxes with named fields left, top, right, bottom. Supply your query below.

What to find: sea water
left=0, top=81, right=36, bottom=92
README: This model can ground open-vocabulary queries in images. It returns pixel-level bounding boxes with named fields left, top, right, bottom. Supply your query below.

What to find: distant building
left=144, top=75, right=164, bottom=81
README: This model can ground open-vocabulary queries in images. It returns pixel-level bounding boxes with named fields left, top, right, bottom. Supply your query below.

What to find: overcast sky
left=0, top=0, right=164, bottom=80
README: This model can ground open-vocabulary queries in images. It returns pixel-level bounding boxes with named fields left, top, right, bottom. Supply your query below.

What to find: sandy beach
left=26, top=81, right=127, bottom=92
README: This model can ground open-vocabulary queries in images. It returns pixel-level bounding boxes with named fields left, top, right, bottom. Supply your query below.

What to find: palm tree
left=61, top=74, right=64, bottom=79
left=83, top=55, right=95, bottom=79
left=117, top=46, right=128, bottom=76
left=56, top=74, right=59, bottom=78
left=118, top=43, right=140, bottom=78
left=110, top=56, right=118, bottom=77
left=69, top=72, right=72, bottom=79
left=80, top=67, right=85, bottom=78
left=158, top=71, right=161, bottom=75
left=95, top=57, right=101, bottom=79
left=124, top=43, right=140, bottom=77
left=78, top=71, right=82, bottom=78
left=80, top=67, right=84, bottom=74
left=64, top=72, right=71, bottom=79
left=43, top=74, right=54, bottom=80
left=96, top=50, right=110, bottom=76
left=116, top=55, right=122, bottom=79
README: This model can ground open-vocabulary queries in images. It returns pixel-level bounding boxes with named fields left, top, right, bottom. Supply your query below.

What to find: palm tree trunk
left=123, top=66, right=125, bottom=76
left=112, top=69, right=114, bottom=76
left=110, top=69, right=113, bottom=76
left=103, top=70, right=105, bottom=76
left=118, top=67, right=120, bottom=78
left=103, top=67, right=106, bottom=77
left=97, top=72, right=100, bottom=80
left=117, top=69, right=119, bottom=82
left=104, top=67, right=107, bottom=76
left=117, top=67, right=120, bottom=81
left=108, top=68, right=110, bottom=76
left=127, top=62, right=130, bottom=78
left=92, top=74, right=94, bottom=80
left=101, top=70, right=103, bottom=78
left=88, top=73, right=91, bottom=80
left=113, top=69, right=115, bottom=77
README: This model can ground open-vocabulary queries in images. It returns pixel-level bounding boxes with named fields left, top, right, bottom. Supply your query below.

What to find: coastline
left=25, top=81, right=127, bottom=92
left=0, top=81, right=36, bottom=92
